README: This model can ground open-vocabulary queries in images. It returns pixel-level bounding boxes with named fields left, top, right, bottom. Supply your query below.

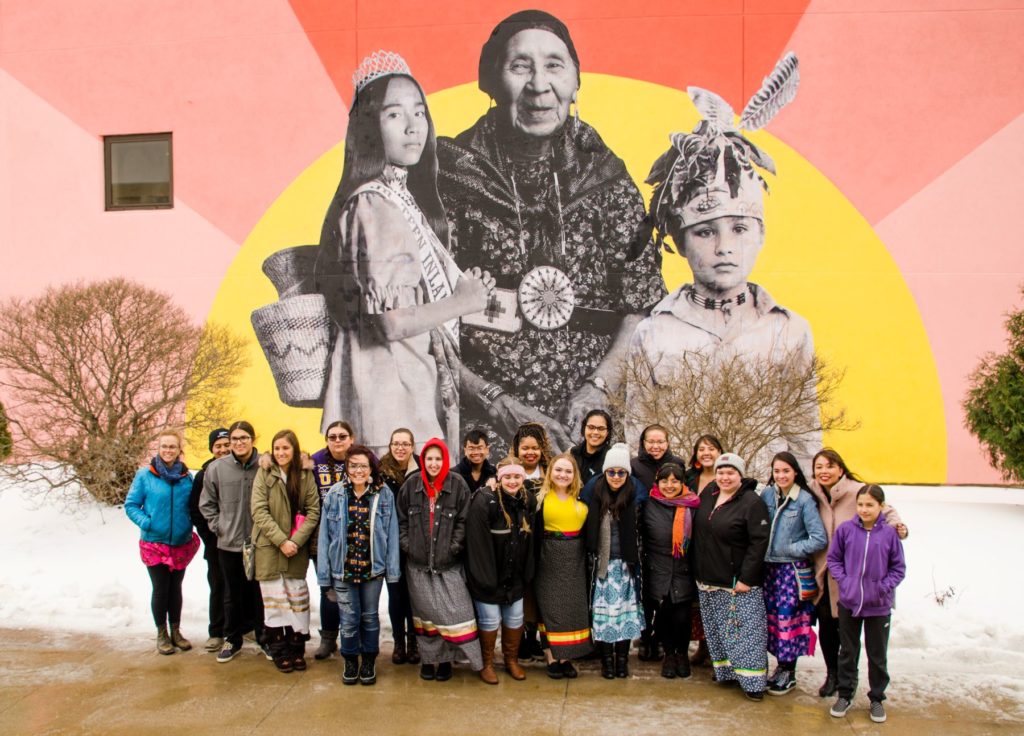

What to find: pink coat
left=808, top=475, right=906, bottom=617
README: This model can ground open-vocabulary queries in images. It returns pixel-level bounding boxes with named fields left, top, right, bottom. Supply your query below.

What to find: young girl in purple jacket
left=826, top=485, right=906, bottom=724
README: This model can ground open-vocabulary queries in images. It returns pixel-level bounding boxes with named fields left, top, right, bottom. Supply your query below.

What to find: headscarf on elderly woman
left=438, top=10, right=666, bottom=457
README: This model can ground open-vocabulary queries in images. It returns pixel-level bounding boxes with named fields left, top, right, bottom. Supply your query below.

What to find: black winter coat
left=692, top=479, right=769, bottom=588
left=640, top=499, right=696, bottom=604
left=570, top=443, right=608, bottom=486
left=453, top=456, right=497, bottom=494
left=189, top=457, right=217, bottom=557
left=584, top=479, right=642, bottom=566
left=465, top=488, right=536, bottom=604
left=397, top=472, right=471, bottom=572
left=631, top=450, right=687, bottom=491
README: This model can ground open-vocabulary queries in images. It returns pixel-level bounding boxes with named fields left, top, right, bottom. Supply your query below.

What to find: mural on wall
left=10, top=1, right=1018, bottom=483
left=245, top=8, right=937, bottom=480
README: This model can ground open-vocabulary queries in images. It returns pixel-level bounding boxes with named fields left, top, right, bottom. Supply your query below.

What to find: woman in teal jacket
left=125, top=430, right=200, bottom=655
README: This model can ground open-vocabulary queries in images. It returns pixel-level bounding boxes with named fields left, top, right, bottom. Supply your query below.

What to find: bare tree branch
left=0, top=278, right=249, bottom=505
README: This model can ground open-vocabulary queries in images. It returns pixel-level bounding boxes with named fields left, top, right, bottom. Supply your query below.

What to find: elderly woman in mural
left=315, top=51, right=493, bottom=456
left=626, top=54, right=819, bottom=475
left=438, top=10, right=665, bottom=455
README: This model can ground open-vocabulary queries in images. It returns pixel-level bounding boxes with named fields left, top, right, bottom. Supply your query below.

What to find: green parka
left=251, top=466, right=320, bottom=581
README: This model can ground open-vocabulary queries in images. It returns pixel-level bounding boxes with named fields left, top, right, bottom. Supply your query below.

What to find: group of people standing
left=125, top=414, right=907, bottom=724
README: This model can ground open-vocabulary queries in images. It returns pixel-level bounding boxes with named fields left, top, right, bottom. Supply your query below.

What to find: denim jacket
left=317, top=479, right=401, bottom=586
left=760, top=485, right=828, bottom=563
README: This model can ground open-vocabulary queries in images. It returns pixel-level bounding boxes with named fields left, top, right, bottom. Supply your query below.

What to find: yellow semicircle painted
left=195, top=74, right=946, bottom=483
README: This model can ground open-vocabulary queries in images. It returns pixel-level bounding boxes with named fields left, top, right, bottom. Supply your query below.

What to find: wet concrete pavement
left=0, top=628, right=1019, bottom=736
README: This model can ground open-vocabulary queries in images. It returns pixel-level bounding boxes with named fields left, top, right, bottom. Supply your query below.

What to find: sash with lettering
left=355, top=180, right=461, bottom=443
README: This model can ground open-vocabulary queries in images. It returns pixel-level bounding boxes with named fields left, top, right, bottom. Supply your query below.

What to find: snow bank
left=1, top=473, right=1022, bottom=716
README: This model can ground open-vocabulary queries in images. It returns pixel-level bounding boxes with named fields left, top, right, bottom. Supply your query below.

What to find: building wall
left=2, top=0, right=1022, bottom=483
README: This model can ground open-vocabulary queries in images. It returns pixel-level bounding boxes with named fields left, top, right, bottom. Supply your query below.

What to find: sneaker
left=744, top=690, right=765, bottom=702
left=870, top=701, right=887, bottom=723
left=204, top=636, right=224, bottom=652
left=560, top=660, right=578, bottom=679
left=435, top=662, right=453, bottom=681
left=419, top=663, right=436, bottom=681
left=216, top=643, right=241, bottom=663
left=260, top=642, right=274, bottom=661
left=830, top=696, right=852, bottom=718
left=767, top=670, right=797, bottom=695
left=767, top=664, right=784, bottom=685
left=546, top=662, right=564, bottom=680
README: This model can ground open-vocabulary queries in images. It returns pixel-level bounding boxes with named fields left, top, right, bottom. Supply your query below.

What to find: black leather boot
left=599, top=642, right=615, bottom=679
left=614, top=640, right=630, bottom=678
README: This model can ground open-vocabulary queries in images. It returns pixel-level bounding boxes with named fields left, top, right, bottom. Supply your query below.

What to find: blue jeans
left=335, top=578, right=384, bottom=656
left=473, top=598, right=524, bottom=632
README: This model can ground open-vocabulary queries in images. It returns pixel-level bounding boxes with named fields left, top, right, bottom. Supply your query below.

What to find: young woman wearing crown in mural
left=315, top=50, right=495, bottom=457
left=626, top=53, right=820, bottom=476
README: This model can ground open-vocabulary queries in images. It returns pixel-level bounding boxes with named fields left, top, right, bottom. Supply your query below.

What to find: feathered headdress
left=647, top=52, right=800, bottom=253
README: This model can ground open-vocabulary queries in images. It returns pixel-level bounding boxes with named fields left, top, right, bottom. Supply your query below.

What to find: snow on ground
left=1, top=472, right=1022, bottom=719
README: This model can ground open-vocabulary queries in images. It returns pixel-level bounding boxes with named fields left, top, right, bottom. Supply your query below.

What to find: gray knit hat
left=602, top=442, right=632, bottom=473
left=714, top=452, right=746, bottom=476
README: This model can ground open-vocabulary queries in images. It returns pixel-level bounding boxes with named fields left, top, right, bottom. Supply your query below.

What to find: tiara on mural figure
left=646, top=52, right=800, bottom=244
left=352, top=50, right=412, bottom=94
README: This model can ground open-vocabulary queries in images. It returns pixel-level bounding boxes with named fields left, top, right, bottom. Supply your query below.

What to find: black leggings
left=147, top=564, right=185, bottom=628
left=387, top=578, right=413, bottom=641
left=654, top=598, right=692, bottom=655
left=817, top=588, right=841, bottom=675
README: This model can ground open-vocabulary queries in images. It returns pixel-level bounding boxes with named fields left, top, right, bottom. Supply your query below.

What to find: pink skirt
left=139, top=532, right=201, bottom=570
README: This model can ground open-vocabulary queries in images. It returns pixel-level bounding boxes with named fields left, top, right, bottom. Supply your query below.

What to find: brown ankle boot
left=478, top=629, right=499, bottom=685
left=501, top=625, right=526, bottom=680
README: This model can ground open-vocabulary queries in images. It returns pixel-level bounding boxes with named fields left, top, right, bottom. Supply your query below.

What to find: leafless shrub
left=610, top=348, right=857, bottom=480
left=0, top=278, right=248, bottom=505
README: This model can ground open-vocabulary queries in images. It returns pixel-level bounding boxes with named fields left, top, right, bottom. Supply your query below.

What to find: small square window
left=104, top=133, right=173, bottom=210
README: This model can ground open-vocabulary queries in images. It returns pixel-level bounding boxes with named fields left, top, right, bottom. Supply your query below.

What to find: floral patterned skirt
left=139, top=532, right=200, bottom=571
left=764, top=561, right=817, bottom=662
left=591, top=560, right=644, bottom=643
left=699, top=587, right=768, bottom=693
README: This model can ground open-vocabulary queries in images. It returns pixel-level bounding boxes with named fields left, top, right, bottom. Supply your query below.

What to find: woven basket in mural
left=251, top=293, right=331, bottom=408
left=262, top=244, right=319, bottom=298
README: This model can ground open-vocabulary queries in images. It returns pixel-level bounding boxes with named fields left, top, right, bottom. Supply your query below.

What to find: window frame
left=103, top=132, right=174, bottom=211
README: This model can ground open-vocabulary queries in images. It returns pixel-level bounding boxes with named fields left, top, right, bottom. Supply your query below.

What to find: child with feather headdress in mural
left=626, top=53, right=820, bottom=476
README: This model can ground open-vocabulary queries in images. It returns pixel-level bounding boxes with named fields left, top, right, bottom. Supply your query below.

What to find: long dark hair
left=594, top=473, right=635, bottom=520
left=321, top=74, right=448, bottom=247
left=688, top=434, right=723, bottom=471
left=271, top=429, right=303, bottom=517
left=812, top=447, right=862, bottom=483
left=768, top=451, right=812, bottom=495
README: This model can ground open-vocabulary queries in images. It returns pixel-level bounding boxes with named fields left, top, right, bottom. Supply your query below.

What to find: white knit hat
left=602, top=442, right=632, bottom=473
left=714, top=452, right=746, bottom=476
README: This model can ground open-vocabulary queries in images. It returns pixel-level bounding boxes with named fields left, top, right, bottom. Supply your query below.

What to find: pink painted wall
left=1, top=0, right=1022, bottom=482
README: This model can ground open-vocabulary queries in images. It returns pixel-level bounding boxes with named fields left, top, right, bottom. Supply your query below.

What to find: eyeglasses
left=645, top=439, right=668, bottom=447
left=585, top=424, right=608, bottom=432
left=229, top=435, right=252, bottom=444
left=605, top=469, right=628, bottom=478
left=390, top=442, right=413, bottom=448
left=347, top=463, right=370, bottom=471
left=327, top=433, right=350, bottom=442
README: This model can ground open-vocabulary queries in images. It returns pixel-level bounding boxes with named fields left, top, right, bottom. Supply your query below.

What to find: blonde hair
left=536, top=452, right=582, bottom=508
left=495, top=455, right=531, bottom=533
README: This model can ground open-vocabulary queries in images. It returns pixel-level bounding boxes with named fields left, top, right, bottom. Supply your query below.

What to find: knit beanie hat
left=602, top=442, right=632, bottom=473
left=208, top=428, right=229, bottom=452
left=714, top=452, right=746, bottom=476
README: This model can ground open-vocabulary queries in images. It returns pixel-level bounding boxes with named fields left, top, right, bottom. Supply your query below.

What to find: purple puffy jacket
left=826, top=516, right=906, bottom=617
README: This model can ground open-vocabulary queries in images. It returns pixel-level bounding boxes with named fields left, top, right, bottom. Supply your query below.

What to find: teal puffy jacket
left=125, top=464, right=194, bottom=545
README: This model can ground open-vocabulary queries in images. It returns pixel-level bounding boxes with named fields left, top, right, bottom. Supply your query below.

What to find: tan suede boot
left=170, top=625, right=192, bottom=651
left=156, top=626, right=175, bottom=655
left=478, top=629, right=499, bottom=684
left=501, top=625, right=526, bottom=680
